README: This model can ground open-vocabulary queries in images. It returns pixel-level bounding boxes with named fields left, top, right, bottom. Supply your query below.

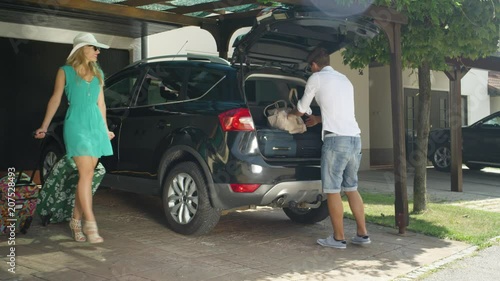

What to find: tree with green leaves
left=342, top=0, right=498, bottom=212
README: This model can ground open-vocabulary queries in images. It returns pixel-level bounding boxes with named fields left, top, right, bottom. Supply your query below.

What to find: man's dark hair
left=307, top=47, right=330, bottom=68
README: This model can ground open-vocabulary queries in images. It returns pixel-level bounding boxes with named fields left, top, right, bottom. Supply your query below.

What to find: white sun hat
left=67, top=32, right=110, bottom=59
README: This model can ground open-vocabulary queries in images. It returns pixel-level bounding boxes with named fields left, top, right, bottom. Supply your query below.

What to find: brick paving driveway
left=0, top=186, right=470, bottom=281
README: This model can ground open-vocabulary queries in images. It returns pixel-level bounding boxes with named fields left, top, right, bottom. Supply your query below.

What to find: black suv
left=40, top=7, right=379, bottom=235
left=428, top=111, right=500, bottom=172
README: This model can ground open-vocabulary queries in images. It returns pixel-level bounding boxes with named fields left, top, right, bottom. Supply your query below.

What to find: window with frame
left=482, top=115, right=500, bottom=128
left=136, top=66, right=185, bottom=106
left=186, top=69, right=226, bottom=100
left=104, top=70, right=141, bottom=108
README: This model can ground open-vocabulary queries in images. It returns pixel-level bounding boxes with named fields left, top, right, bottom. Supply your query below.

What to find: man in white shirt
left=289, top=48, right=371, bottom=249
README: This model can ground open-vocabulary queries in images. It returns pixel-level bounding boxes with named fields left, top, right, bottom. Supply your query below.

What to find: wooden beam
left=207, top=9, right=261, bottom=21
left=16, top=0, right=215, bottom=27
left=121, top=0, right=165, bottom=7
left=446, top=57, right=500, bottom=72
left=170, top=0, right=259, bottom=15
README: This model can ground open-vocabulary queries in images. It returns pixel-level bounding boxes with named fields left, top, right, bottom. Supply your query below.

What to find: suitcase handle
left=14, top=131, right=53, bottom=185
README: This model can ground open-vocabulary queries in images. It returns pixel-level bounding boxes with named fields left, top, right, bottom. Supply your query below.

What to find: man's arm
left=289, top=75, right=318, bottom=117
left=288, top=108, right=303, bottom=117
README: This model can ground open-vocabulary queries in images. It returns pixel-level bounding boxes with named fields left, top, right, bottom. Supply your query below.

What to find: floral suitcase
left=0, top=171, right=41, bottom=234
left=37, top=156, right=105, bottom=225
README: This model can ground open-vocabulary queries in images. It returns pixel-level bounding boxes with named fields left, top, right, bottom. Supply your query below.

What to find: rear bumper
left=211, top=180, right=324, bottom=210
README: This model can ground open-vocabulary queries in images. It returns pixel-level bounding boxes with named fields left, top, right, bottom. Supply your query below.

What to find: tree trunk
left=413, top=62, right=432, bottom=213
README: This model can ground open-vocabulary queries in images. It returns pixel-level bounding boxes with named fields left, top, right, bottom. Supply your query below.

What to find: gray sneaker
left=317, top=235, right=347, bottom=249
left=351, top=235, right=371, bottom=245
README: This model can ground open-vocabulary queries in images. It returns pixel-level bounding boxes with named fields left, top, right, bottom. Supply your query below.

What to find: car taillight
left=218, top=108, right=255, bottom=131
left=230, top=184, right=261, bottom=193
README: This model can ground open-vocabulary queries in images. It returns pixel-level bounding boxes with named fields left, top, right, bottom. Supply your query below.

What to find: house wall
left=491, top=97, right=500, bottom=112
left=461, top=69, right=490, bottom=123
left=369, top=66, right=393, bottom=166
left=330, top=51, right=371, bottom=170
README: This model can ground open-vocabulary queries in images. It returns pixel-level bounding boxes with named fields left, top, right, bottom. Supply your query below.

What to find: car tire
left=465, top=163, right=485, bottom=171
left=283, top=200, right=329, bottom=224
left=162, top=161, right=220, bottom=235
left=431, top=145, right=451, bottom=172
left=40, top=143, right=64, bottom=184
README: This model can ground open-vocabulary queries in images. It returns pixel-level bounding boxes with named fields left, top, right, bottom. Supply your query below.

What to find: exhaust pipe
left=275, top=196, right=286, bottom=207
left=288, top=194, right=324, bottom=209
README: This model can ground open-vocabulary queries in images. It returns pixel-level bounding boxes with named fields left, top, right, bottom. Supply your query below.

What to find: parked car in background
left=428, top=111, right=500, bottom=172
left=39, top=7, right=380, bottom=235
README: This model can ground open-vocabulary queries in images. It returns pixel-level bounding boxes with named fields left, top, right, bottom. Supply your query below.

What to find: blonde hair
left=66, top=47, right=104, bottom=85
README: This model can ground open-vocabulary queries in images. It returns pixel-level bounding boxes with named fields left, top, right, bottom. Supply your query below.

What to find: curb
left=393, top=245, right=478, bottom=281
left=394, top=236, right=500, bottom=281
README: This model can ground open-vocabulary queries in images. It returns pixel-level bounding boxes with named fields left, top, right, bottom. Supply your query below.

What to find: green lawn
left=342, top=192, right=500, bottom=246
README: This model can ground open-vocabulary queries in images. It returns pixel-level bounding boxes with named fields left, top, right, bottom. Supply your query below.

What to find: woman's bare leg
left=72, top=191, right=83, bottom=220
left=73, top=156, right=103, bottom=243
left=73, top=156, right=98, bottom=222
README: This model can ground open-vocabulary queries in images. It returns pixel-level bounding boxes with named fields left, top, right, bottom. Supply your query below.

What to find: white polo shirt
left=297, top=66, right=360, bottom=139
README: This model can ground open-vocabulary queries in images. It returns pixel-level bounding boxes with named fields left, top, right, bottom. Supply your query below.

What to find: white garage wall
left=461, top=69, right=490, bottom=123
left=0, top=22, right=137, bottom=56
left=147, top=26, right=251, bottom=59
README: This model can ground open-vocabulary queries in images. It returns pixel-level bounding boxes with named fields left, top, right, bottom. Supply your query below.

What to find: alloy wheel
left=167, top=172, right=199, bottom=225
left=433, top=146, right=451, bottom=169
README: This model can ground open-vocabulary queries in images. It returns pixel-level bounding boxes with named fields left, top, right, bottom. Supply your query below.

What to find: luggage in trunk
left=257, top=129, right=296, bottom=158
left=294, top=132, right=323, bottom=158
left=257, top=129, right=322, bottom=158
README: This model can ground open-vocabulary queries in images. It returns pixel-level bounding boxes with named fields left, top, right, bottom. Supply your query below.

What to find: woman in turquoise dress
left=35, top=33, right=114, bottom=243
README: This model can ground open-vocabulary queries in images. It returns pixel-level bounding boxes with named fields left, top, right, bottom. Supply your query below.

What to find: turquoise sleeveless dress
left=61, top=65, right=113, bottom=158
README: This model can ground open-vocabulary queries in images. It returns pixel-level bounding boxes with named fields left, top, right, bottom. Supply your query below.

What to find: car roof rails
left=129, top=53, right=230, bottom=67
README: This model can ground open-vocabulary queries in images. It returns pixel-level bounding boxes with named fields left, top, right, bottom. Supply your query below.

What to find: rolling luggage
left=294, top=131, right=323, bottom=158
left=37, top=155, right=105, bottom=225
left=0, top=170, right=41, bottom=234
left=257, top=129, right=323, bottom=158
left=257, top=129, right=297, bottom=158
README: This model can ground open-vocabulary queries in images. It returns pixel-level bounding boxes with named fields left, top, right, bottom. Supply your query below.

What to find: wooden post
left=444, top=67, right=469, bottom=192
left=376, top=21, right=409, bottom=234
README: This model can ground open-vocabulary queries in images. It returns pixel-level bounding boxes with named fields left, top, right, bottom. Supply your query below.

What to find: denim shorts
left=321, top=135, right=362, bottom=193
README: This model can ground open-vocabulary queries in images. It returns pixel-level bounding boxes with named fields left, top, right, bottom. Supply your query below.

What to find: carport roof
left=0, top=0, right=268, bottom=38
left=1, top=0, right=407, bottom=38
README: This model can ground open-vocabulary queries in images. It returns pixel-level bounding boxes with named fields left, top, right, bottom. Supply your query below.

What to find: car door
left=117, top=63, right=187, bottom=179
left=476, top=113, right=500, bottom=165
left=101, top=67, right=144, bottom=173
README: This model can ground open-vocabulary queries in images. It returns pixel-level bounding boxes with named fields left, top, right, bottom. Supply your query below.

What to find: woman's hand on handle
left=108, top=131, right=115, bottom=140
left=34, top=128, right=48, bottom=139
